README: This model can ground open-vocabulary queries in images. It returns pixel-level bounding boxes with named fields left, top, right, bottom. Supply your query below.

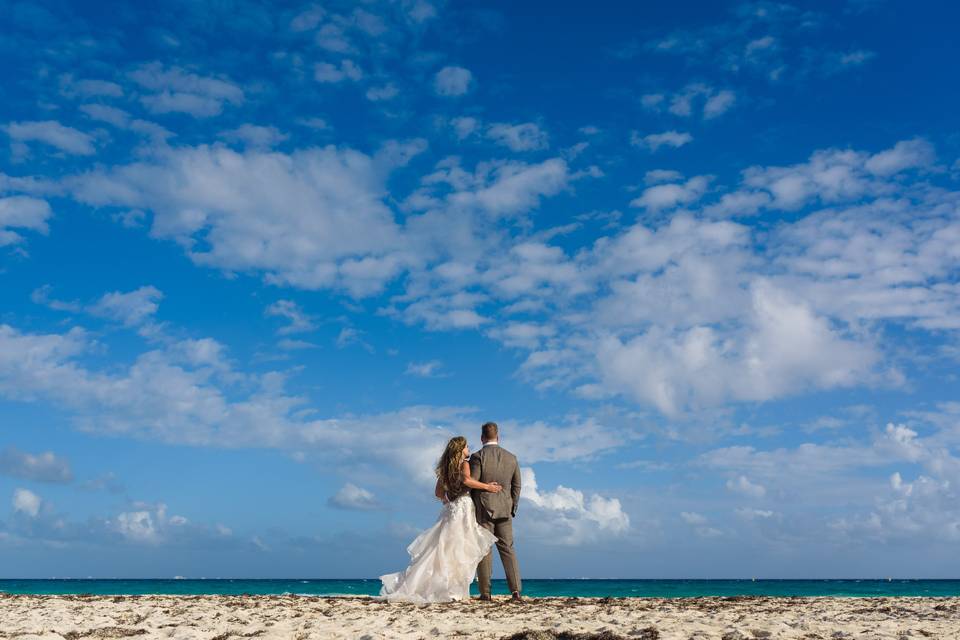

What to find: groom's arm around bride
left=469, top=421, right=523, bottom=601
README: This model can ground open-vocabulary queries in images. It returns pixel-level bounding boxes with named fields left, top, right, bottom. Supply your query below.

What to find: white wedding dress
left=380, top=494, right=497, bottom=603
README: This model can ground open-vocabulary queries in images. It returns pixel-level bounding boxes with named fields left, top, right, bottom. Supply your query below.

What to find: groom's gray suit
left=469, top=443, right=522, bottom=596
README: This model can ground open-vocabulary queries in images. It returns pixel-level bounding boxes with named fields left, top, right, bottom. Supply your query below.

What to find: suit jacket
left=469, top=444, right=521, bottom=520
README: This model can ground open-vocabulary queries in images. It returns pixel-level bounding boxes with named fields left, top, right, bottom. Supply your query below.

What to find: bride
left=380, top=436, right=501, bottom=603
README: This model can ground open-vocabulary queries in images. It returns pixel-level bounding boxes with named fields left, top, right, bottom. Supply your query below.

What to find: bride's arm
left=461, top=461, right=502, bottom=492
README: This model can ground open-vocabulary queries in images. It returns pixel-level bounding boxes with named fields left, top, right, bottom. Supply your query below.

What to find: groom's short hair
left=481, top=422, right=498, bottom=441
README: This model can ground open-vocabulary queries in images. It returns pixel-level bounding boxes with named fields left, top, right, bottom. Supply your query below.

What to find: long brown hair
left=436, top=436, right=467, bottom=496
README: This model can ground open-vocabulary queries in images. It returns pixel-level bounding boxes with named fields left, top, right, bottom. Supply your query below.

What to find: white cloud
left=0, top=448, right=73, bottom=483
left=630, top=175, right=711, bottom=211
left=595, top=281, right=880, bottom=416
left=366, top=83, right=399, bottom=102
left=703, top=90, right=736, bottom=119
left=487, top=122, right=549, bottom=152
left=0, top=196, right=51, bottom=246
left=328, top=483, right=380, bottom=510
left=336, top=326, right=372, bottom=351
left=680, top=511, right=722, bottom=537
left=12, top=488, right=42, bottom=518
left=864, top=138, right=935, bottom=176
left=404, top=0, right=438, bottom=22
left=265, top=300, right=316, bottom=335
left=732, top=140, right=934, bottom=212
left=405, top=360, right=444, bottom=377
left=314, top=60, right=363, bottom=83
left=71, top=143, right=422, bottom=297
left=408, top=157, right=573, bottom=221
left=631, top=130, right=693, bottom=152
left=826, top=49, right=877, bottom=73
left=434, top=66, right=472, bottom=97
left=290, top=5, right=325, bottom=31
left=110, top=504, right=166, bottom=543
left=60, top=75, right=123, bottom=98
left=89, top=286, right=163, bottom=326
left=735, top=507, right=775, bottom=520
left=130, top=63, right=244, bottom=117
left=79, top=104, right=131, bottom=128
left=520, top=468, right=629, bottom=545
left=680, top=511, right=707, bottom=525
left=644, top=169, right=683, bottom=185
left=78, top=105, right=172, bottom=144
left=642, top=5, right=869, bottom=82
left=4, top=120, right=95, bottom=155
left=298, top=117, right=330, bottom=130
left=486, top=320, right=557, bottom=350
left=642, top=84, right=736, bottom=119
left=277, top=338, right=318, bottom=351
left=0, top=320, right=621, bottom=495
left=315, top=23, right=353, bottom=53
left=219, top=124, right=289, bottom=149
left=725, top=475, right=766, bottom=498
left=450, top=116, right=480, bottom=140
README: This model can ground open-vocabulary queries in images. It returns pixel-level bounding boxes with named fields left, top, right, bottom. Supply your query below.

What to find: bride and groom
left=380, top=422, right=523, bottom=603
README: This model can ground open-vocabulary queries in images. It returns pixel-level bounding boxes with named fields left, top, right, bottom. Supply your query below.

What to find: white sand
left=1, top=594, right=958, bottom=639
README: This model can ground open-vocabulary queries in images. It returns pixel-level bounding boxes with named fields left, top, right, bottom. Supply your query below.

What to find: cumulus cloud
left=726, top=475, right=766, bottom=498
left=405, top=360, right=444, bottom=377
left=130, top=63, right=244, bottom=117
left=89, top=286, right=164, bottom=326
left=450, top=116, right=480, bottom=140
left=735, top=507, right=775, bottom=520
left=366, top=83, right=399, bottom=102
left=80, top=104, right=132, bottom=128
left=630, top=175, right=711, bottom=211
left=314, top=60, right=363, bottom=83
left=434, top=66, right=472, bottom=96
left=596, top=281, right=880, bottom=415
left=12, top=488, right=42, bottom=518
left=407, top=156, right=573, bottom=221
left=680, top=511, right=722, bottom=537
left=0, top=196, right=51, bottom=246
left=328, top=483, right=381, bottom=510
left=641, top=4, right=873, bottom=82
left=643, top=84, right=736, bottom=119
left=70, top=143, right=423, bottom=297
left=520, top=468, right=629, bottom=545
left=219, top=124, right=289, bottom=149
left=864, top=138, right=936, bottom=176
left=111, top=506, right=164, bottom=543
left=0, top=322, right=618, bottom=490
left=704, top=90, right=736, bottom=118
left=265, top=300, right=316, bottom=335
left=59, top=75, right=123, bottom=98
left=498, top=137, right=955, bottom=417
left=0, top=448, right=73, bottom=483
left=487, top=122, right=549, bottom=152
left=631, top=130, right=693, bottom=152
left=680, top=511, right=707, bottom=525
left=4, top=120, right=95, bottom=155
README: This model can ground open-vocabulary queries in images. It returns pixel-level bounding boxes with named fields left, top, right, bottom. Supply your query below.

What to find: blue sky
left=2, top=0, right=960, bottom=579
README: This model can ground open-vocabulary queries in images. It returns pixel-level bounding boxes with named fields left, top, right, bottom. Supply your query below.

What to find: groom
left=469, top=421, right=523, bottom=602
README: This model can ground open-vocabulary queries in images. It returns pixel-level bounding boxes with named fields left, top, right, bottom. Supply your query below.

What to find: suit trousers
left=476, top=512, right=521, bottom=595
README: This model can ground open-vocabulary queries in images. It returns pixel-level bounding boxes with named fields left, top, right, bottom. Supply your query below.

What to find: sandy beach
left=1, top=594, right=958, bottom=639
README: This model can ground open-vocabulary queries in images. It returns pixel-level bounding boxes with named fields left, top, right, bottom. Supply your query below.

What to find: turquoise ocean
left=2, top=579, right=959, bottom=597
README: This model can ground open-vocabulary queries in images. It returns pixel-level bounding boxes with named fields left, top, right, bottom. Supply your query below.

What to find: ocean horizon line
left=5, top=578, right=960, bottom=598
left=4, top=577, right=958, bottom=581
